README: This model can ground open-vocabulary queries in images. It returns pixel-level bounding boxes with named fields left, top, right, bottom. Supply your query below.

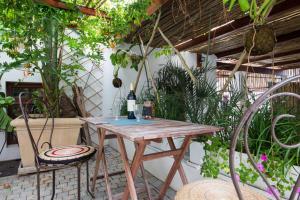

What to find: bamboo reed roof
left=128, top=0, right=300, bottom=74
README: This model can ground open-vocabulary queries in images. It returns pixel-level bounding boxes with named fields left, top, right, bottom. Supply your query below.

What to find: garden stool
left=176, top=75, right=300, bottom=200
left=18, top=92, right=96, bottom=200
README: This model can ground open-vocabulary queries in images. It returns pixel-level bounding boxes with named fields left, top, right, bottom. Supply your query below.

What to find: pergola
left=128, top=0, right=300, bottom=75
left=36, top=0, right=300, bottom=75
left=1, top=1, right=300, bottom=200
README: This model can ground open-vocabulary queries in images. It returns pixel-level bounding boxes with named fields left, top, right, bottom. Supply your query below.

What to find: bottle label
left=127, top=100, right=136, bottom=111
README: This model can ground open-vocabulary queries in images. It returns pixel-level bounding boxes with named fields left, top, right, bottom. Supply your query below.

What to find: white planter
left=11, top=118, right=84, bottom=170
left=189, top=141, right=205, bottom=165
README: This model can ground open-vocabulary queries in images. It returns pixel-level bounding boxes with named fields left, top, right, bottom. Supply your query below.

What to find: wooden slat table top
left=81, top=117, right=222, bottom=141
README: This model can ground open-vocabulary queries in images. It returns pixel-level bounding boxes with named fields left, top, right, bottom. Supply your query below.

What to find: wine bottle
left=127, top=83, right=136, bottom=119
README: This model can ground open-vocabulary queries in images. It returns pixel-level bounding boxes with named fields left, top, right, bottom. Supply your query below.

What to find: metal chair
left=18, top=92, right=96, bottom=200
left=175, top=75, right=300, bottom=200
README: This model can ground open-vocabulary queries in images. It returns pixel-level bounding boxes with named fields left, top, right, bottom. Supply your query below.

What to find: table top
left=81, top=117, right=222, bottom=141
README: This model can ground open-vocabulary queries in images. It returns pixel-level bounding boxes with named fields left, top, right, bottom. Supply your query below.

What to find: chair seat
left=175, top=180, right=267, bottom=200
left=38, top=145, right=96, bottom=165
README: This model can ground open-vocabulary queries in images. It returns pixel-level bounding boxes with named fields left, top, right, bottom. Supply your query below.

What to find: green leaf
left=0, top=108, right=13, bottom=132
left=228, top=0, right=237, bottom=11
left=238, top=0, right=250, bottom=12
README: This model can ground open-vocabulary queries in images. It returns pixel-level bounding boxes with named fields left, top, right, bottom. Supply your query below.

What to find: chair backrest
left=19, top=92, right=55, bottom=160
left=229, top=75, right=300, bottom=200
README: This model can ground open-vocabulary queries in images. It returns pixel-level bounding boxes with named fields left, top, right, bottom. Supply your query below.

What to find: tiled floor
left=0, top=146, right=176, bottom=200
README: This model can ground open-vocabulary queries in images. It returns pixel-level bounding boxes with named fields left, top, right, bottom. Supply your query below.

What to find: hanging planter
left=110, top=46, right=142, bottom=88
left=112, top=77, right=123, bottom=88
left=224, top=0, right=277, bottom=56
left=244, top=25, right=276, bottom=55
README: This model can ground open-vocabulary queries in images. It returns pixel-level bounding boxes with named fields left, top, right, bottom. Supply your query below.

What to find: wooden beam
left=35, top=0, right=107, bottom=17
left=176, top=0, right=300, bottom=52
left=217, top=63, right=282, bottom=75
left=244, top=48, right=300, bottom=63
left=37, top=0, right=167, bottom=17
left=147, top=0, right=169, bottom=15
left=142, top=149, right=182, bottom=161
left=216, top=29, right=300, bottom=58
left=280, top=63, right=300, bottom=70
left=262, top=58, right=300, bottom=68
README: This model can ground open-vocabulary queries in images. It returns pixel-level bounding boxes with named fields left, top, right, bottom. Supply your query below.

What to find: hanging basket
left=244, top=25, right=276, bottom=56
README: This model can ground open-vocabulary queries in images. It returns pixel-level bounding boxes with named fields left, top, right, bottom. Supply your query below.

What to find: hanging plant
left=112, top=66, right=123, bottom=88
left=244, top=25, right=275, bottom=55
left=110, top=47, right=142, bottom=88
left=224, top=0, right=277, bottom=55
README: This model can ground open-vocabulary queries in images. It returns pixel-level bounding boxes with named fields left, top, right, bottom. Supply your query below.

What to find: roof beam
left=36, top=0, right=167, bottom=17
left=217, top=63, right=282, bottom=75
left=279, top=63, right=300, bottom=70
left=216, top=29, right=300, bottom=58
left=261, top=58, right=300, bottom=68
left=35, top=0, right=107, bottom=17
left=243, top=48, right=300, bottom=63
left=176, top=0, right=300, bottom=52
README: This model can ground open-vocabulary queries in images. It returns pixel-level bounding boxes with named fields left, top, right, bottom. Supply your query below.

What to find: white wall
left=100, top=46, right=198, bottom=117
left=0, top=53, right=42, bottom=161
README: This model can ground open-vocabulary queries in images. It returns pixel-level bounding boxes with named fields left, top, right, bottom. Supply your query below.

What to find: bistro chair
left=18, top=92, right=96, bottom=200
left=175, top=75, right=300, bottom=200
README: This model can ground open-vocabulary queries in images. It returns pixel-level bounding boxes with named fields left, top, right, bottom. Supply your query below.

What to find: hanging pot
left=112, top=77, right=122, bottom=88
left=244, top=25, right=276, bottom=56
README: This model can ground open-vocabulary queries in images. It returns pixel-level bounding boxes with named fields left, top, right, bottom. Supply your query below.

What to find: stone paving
left=0, top=146, right=176, bottom=200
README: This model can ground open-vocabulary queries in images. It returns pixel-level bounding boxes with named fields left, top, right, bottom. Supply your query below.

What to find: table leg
left=117, top=136, right=138, bottom=200
left=134, top=143, right=152, bottom=200
left=102, top=150, right=113, bottom=200
left=91, top=128, right=106, bottom=192
left=158, top=136, right=192, bottom=200
left=167, top=137, right=188, bottom=184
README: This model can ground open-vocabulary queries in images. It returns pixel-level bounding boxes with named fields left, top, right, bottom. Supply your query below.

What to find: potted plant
left=224, top=0, right=276, bottom=55
left=0, top=0, right=151, bottom=170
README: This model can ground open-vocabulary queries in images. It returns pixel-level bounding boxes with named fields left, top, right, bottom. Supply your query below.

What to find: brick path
left=0, top=146, right=176, bottom=200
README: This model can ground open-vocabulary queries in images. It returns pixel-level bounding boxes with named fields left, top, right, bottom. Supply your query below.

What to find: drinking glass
left=112, top=103, right=121, bottom=120
left=134, top=104, right=143, bottom=122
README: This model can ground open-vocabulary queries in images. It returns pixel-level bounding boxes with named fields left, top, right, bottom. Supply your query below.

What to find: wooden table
left=82, top=117, right=222, bottom=200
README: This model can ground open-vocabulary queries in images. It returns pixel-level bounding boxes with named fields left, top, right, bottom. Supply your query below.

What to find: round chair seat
left=175, top=180, right=267, bottom=200
left=38, top=145, right=96, bottom=164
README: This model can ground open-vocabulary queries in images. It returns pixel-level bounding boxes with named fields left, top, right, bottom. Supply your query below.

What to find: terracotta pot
left=11, top=118, right=84, bottom=168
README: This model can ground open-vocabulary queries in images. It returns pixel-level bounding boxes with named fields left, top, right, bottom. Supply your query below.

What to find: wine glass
left=134, top=104, right=143, bottom=122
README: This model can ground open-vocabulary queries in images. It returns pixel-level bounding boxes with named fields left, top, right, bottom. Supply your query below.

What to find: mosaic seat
left=38, top=145, right=96, bottom=165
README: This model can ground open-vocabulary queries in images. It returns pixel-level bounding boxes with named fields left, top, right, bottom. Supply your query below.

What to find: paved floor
left=0, top=146, right=176, bottom=200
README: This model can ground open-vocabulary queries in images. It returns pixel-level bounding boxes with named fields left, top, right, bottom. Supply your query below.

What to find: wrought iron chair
left=18, top=92, right=96, bottom=200
left=175, top=75, right=300, bottom=200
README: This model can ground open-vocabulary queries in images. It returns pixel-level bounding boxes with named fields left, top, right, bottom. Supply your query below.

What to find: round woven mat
left=175, top=180, right=267, bottom=200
